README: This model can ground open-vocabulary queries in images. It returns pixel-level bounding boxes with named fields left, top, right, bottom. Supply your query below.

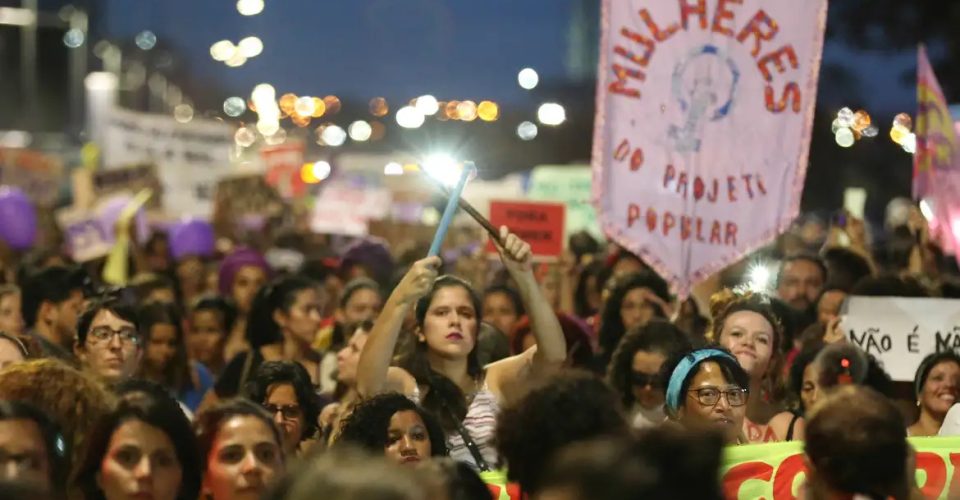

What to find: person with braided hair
left=707, top=289, right=803, bottom=443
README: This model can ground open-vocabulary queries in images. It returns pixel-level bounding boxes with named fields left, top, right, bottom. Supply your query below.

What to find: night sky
left=100, top=0, right=579, bottom=105
left=97, top=0, right=924, bottom=113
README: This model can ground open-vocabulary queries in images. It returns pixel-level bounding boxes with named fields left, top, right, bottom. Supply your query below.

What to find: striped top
left=410, top=382, right=501, bottom=470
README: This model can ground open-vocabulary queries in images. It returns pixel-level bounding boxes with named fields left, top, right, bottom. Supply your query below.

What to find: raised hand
left=495, top=226, right=533, bottom=276
left=394, top=256, right=441, bottom=305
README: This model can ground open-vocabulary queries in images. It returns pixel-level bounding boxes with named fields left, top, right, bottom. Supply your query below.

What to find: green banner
left=527, top=165, right=603, bottom=240
left=721, top=437, right=960, bottom=499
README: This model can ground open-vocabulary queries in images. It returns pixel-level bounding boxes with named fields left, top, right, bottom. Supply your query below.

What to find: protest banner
left=262, top=142, right=307, bottom=199
left=914, top=46, right=960, bottom=258
left=310, top=181, right=392, bottom=236
left=721, top=437, right=960, bottom=499
left=592, top=0, right=827, bottom=297
left=840, top=296, right=960, bottom=382
left=91, top=164, right=164, bottom=210
left=101, top=108, right=234, bottom=217
left=55, top=208, right=113, bottom=262
left=212, top=174, right=286, bottom=237
left=527, top=165, right=602, bottom=240
left=485, top=200, right=565, bottom=258
left=0, top=148, right=64, bottom=207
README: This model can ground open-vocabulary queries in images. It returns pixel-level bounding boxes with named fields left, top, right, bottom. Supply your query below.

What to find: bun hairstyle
left=814, top=343, right=870, bottom=389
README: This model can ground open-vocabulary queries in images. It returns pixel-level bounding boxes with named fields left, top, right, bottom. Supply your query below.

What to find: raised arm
left=497, top=226, right=566, bottom=372
left=356, top=256, right=440, bottom=397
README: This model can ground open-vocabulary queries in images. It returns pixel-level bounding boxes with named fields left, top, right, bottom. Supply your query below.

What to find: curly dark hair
left=243, top=361, right=320, bottom=442
left=596, top=271, right=670, bottom=369
left=336, top=393, right=447, bottom=457
left=788, top=344, right=823, bottom=414
left=495, top=371, right=628, bottom=496
left=606, top=320, right=692, bottom=409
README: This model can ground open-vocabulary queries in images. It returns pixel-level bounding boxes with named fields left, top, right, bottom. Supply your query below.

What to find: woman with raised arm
left=357, top=227, right=566, bottom=471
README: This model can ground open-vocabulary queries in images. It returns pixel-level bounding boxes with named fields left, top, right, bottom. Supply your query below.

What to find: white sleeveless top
left=410, top=382, right=501, bottom=470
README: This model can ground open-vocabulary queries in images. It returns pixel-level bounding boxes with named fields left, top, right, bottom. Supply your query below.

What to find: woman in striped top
left=357, top=227, right=567, bottom=471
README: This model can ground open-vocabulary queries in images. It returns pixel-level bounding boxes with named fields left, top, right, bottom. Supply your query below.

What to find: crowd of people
left=0, top=199, right=954, bottom=500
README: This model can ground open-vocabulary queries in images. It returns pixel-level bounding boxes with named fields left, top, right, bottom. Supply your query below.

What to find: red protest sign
left=485, top=200, right=565, bottom=258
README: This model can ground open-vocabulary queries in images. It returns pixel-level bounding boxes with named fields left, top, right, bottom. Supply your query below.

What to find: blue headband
left=665, top=349, right=739, bottom=414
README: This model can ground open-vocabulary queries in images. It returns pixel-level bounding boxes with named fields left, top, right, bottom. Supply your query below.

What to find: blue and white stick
left=428, top=162, right=475, bottom=258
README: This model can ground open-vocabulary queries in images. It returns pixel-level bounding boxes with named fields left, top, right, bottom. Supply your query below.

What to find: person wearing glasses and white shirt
left=662, top=346, right=751, bottom=445
left=74, top=298, right=143, bottom=386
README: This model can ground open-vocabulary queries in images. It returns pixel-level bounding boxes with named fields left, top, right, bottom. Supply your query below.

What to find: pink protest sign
left=592, top=0, right=827, bottom=297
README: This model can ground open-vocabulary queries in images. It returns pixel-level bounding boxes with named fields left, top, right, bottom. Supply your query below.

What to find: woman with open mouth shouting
left=357, top=226, right=566, bottom=471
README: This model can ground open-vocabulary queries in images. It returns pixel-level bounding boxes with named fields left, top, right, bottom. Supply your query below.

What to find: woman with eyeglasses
left=662, top=346, right=750, bottom=445
left=73, top=298, right=143, bottom=386
left=242, top=361, right=319, bottom=456
left=708, top=290, right=803, bottom=443
left=606, top=320, right=692, bottom=429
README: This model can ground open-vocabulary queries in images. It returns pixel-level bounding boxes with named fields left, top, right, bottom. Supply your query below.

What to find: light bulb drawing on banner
left=668, top=45, right=740, bottom=153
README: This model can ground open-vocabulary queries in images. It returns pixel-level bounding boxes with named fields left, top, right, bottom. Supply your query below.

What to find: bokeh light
left=836, top=107, right=854, bottom=128
left=457, top=101, right=478, bottom=121
left=251, top=83, right=276, bottom=104
left=323, top=96, right=342, bottom=115
left=225, top=52, right=247, bottom=68
left=421, top=154, right=464, bottom=187
left=223, top=97, right=246, bottom=117
left=174, top=104, right=194, bottom=124
left=901, top=133, right=917, bottom=154
left=237, top=0, right=264, bottom=16
left=312, top=161, right=332, bottom=181
left=63, top=29, right=84, bottom=48
left=234, top=126, right=257, bottom=147
left=301, top=163, right=319, bottom=184
left=210, top=40, right=235, bottom=61
left=291, top=113, right=312, bottom=128
left=537, top=103, right=566, bottom=126
left=135, top=31, right=157, bottom=51
left=444, top=101, right=460, bottom=120
left=384, top=162, right=403, bottom=176
left=369, top=97, right=389, bottom=117
left=348, top=121, right=372, bottom=142
left=477, top=101, right=499, bottom=121
left=369, top=121, right=386, bottom=141
left=518, top=68, right=539, bottom=90
left=320, top=124, right=347, bottom=146
left=894, top=112, right=913, bottom=131
left=835, top=128, right=854, bottom=148
left=852, top=110, right=871, bottom=131
left=396, top=106, right=425, bottom=129
left=517, top=121, right=538, bottom=140
left=415, top=95, right=440, bottom=116
left=264, top=128, right=287, bottom=145
left=238, top=36, right=263, bottom=58
left=311, top=97, right=326, bottom=118
left=279, top=94, right=297, bottom=115
left=256, top=119, right=280, bottom=137
left=295, top=96, right=315, bottom=118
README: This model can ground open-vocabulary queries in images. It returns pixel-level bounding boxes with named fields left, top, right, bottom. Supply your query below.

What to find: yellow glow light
left=477, top=101, right=499, bottom=121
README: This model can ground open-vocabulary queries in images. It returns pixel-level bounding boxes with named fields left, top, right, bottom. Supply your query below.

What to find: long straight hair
left=138, top=302, right=192, bottom=394
left=407, top=275, right=483, bottom=432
